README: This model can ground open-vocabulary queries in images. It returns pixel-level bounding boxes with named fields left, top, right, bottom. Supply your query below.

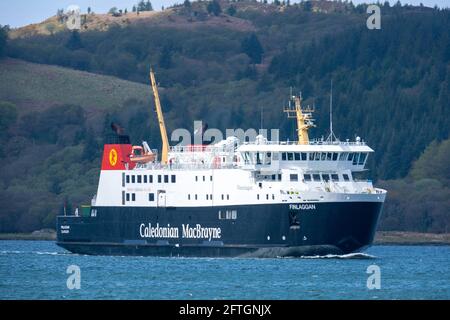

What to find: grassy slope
left=0, top=58, right=151, bottom=114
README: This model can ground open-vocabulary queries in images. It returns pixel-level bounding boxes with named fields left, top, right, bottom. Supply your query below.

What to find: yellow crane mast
left=283, top=94, right=315, bottom=145
left=149, top=69, right=169, bottom=164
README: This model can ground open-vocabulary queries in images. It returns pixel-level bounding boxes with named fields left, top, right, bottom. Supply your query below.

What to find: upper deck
left=133, top=136, right=373, bottom=172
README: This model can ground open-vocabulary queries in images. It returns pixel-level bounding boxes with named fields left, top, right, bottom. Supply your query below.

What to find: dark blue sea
left=0, top=241, right=449, bottom=300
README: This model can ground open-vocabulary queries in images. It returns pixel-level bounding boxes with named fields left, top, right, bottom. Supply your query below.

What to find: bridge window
left=326, top=152, right=332, bottom=161
left=137, top=175, right=142, bottom=183
left=149, top=193, right=155, bottom=201
left=195, top=176, right=198, bottom=182
left=282, top=152, right=287, bottom=161
left=256, top=152, right=262, bottom=164
left=339, top=152, right=348, bottom=161
left=304, top=174, right=312, bottom=182
left=331, top=174, right=339, bottom=182
left=322, top=174, right=330, bottom=182
left=131, top=175, right=136, bottom=183
left=353, top=153, right=359, bottom=165
left=257, top=194, right=260, bottom=200
left=343, top=174, right=350, bottom=181
left=158, top=175, right=162, bottom=183
left=272, top=152, right=279, bottom=161
left=332, top=153, right=338, bottom=161
left=294, top=153, right=301, bottom=161
left=144, top=175, right=147, bottom=183
left=195, top=194, right=198, bottom=200
left=164, top=175, right=169, bottom=183
left=188, top=194, right=191, bottom=200
left=321, top=153, right=327, bottom=161
left=315, top=153, right=321, bottom=161
left=266, top=194, right=269, bottom=200
left=222, top=194, right=224, bottom=200
left=171, top=175, right=176, bottom=183
left=265, top=152, right=272, bottom=165
left=358, top=153, right=367, bottom=165
left=126, top=175, right=130, bottom=184
left=131, top=193, right=136, bottom=201
left=287, top=153, right=294, bottom=161
left=126, top=193, right=130, bottom=202
left=227, top=194, right=230, bottom=200
left=244, top=152, right=251, bottom=164
left=149, top=175, right=153, bottom=183
left=290, top=174, right=298, bottom=182
left=301, top=152, right=307, bottom=161
left=313, top=174, right=321, bottom=182
left=347, top=153, right=354, bottom=161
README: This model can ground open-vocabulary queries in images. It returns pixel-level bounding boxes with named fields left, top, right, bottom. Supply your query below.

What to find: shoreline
left=373, top=231, right=450, bottom=246
left=0, top=231, right=449, bottom=245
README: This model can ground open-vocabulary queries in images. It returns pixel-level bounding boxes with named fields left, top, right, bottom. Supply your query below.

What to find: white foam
left=300, top=252, right=376, bottom=259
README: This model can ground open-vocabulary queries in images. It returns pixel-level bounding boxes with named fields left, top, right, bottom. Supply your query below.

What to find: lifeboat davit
left=129, top=146, right=156, bottom=163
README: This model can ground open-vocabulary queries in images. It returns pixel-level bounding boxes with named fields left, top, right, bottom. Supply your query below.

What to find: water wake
left=1, top=250, right=70, bottom=256
left=299, top=252, right=376, bottom=259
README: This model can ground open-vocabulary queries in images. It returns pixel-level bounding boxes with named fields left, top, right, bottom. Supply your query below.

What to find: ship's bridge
left=237, top=139, right=373, bottom=173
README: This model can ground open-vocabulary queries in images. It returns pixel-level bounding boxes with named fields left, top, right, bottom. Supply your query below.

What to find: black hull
left=56, top=201, right=383, bottom=258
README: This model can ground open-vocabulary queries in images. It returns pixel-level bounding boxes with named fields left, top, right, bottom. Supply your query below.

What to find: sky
left=0, top=0, right=448, bottom=28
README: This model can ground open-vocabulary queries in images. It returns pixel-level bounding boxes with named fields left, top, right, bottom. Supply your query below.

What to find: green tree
left=83, top=128, right=100, bottom=161
left=207, top=0, right=222, bottom=16
left=0, top=101, right=17, bottom=133
left=303, top=1, right=312, bottom=11
left=45, top=23, right=56, bottom=35
left=159, top=45, right=173, bottom=69
left=227, top=5, right=237, bottom=16
left=65, top=31, right=83, bottom=50
left=108, top=7, right=118, bottom=15
left=137, top=0, right=153, bottom=11
left=241, top=33, right=264, bottom=64
left=0, top=25, right=8, bottom=57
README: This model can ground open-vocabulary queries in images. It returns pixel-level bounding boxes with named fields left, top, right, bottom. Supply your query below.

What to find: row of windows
left=300, top=173, right=350, bottom=182
left=125, top=193, right=136, bottom=202
left=124, top=193, right=156, bottom=203
left=125, top=174, right=176, bottom=184
left=256, top=174, right=282, bottom=182
left=219, top=210, right=237, bottom=220
left=195, top=175, right=213, bottom=182
left=281, top=152, right=367, bottom=165
left=187, top=194, right=230, bottom=201
left=257, top=194, right=276, bottom=200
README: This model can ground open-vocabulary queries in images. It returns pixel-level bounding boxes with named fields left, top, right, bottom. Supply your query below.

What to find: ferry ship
left=56, top=71, right=386, bottom=257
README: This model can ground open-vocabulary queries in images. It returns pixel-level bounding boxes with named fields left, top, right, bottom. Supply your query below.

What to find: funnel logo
left=109, top=149, right=118, bottom=166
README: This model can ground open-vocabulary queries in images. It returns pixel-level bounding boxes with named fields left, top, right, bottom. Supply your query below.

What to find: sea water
left=0, top=241, right=449, bottom=299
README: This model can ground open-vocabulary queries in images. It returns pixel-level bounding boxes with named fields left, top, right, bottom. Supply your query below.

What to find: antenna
left=260, top=106, right=263, bottom=131
left=330, top=79, right=333, bottom=137
left=326, top=79, right=337, bottom=143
